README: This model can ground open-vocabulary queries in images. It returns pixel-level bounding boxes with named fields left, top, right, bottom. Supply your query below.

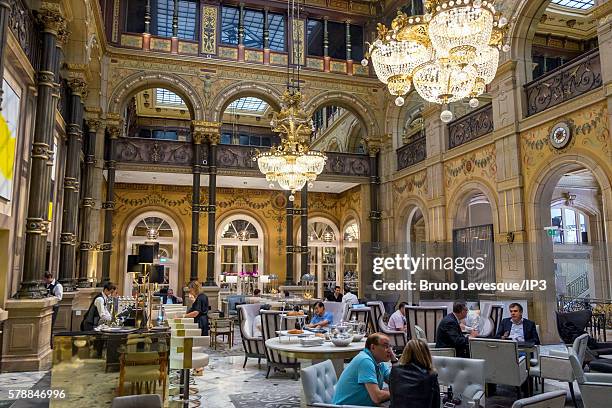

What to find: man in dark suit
left=436, top=302, right=478, bottom=357
left=496, top=303, right=540, bottom=345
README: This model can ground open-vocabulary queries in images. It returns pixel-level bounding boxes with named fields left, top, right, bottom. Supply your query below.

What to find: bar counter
left=51, top=327, right=170, bottom=407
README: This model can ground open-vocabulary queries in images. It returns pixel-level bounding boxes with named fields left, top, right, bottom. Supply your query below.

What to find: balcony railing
left=448, top=103, right=494, bottom=149
left=397, top=131, right=426, bottom=171
left=9, top=0, right=40, bottom=70
left=525, top=48, right=602, bottom=117
left=115, top=138, right=371, bottom=178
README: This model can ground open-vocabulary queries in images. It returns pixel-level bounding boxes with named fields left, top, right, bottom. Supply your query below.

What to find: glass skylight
left=550, top=0, right=594, bottom=10
left=155, top=89, right=186, bottom=107
left=226, top=97, right=269, bottom=114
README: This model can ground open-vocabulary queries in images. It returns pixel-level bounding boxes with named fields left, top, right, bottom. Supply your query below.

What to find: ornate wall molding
left=444, top=144, right=497, bottom=191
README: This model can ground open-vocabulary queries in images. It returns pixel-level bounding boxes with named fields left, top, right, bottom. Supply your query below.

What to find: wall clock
left=549, top=121, right=571, bottom=149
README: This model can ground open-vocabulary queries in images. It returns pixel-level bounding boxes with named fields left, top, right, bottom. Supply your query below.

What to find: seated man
left=307, top=302, right=333, bottom=328
left=496, top=303, right=540, bottom=345
left=163, top=288, right=183, bottom=304
left=333, top=333, right=394, bottom=406
left=388, top=302, right=407, bottom=332
left=435, top=301, right=478, bottom=358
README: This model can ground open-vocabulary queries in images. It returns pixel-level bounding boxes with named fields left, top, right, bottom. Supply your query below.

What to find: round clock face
left=550, top=122, right=571, bottom=149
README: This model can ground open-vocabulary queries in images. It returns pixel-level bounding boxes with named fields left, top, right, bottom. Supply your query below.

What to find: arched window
left=343, top=221, right=360, bottom=295
left=216, top=215, right=264, bottom=294
left=550, top=205, right=589, bottom=244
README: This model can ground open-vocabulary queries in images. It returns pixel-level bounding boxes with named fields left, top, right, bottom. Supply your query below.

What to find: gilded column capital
left=107, top=125, right=122, bottom=139
left=56, top=25, right=70, bottom=48
left=193, top=121, right=221, bottom=145
left=37, top=3, right=66, bottom=35
left=362, top=136, right=383, bottom=157
left=68, top=77, right=88, bottom=97
left=86, top=119, right=103, bottom=132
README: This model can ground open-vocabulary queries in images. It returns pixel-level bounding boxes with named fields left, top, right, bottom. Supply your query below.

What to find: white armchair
left=511, top=390, right=566, bottom=408
left=569, top=349, right=612, bottom=408
left=405, top=306, right=447, bottom=343
left=236, top=304, right=266, bottom=368
left=433, top=356, right=486, bottom=407
left=300, top=360, right=376, bottom=408
left=469, top=338, right=528, bottom=399
left=367, top=301, right=407, bottom=349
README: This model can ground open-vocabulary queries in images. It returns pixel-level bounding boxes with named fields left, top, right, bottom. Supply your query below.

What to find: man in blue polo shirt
left=307, top=301, right=333, bottom=328
left=333, top=333, right=393, bottom=406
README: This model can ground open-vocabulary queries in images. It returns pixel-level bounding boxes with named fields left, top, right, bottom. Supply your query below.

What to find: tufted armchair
left=301, top=360, right=376, bottom=408
left=347, top=307, right=372, bottom=333
left=511, top=390, right=566, bottom=408
left=237, top=304, right=266, bottom=368
left=405, top=306, right=447, bottom=343
left=569, top=348, right=612, bottom=408
left=261, top=310, right=300, bottom=379
left=367, top=301, right=407, bottom=350
left=432, top=356, right=486, bottom=407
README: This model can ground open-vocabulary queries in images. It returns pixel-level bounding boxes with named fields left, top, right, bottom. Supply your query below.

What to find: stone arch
left=384, top=93, right=423, bottom=150
left=108, top=71, right=205, bottom=120
left=303, top=91, right=380, bottom=137
left=395, top=196, right=430, bottom=244
left=446, top=179, right=501, bottom=240
left=340, top=210, right=362, bottom=236
left=209, top=81, right=284, bottom=122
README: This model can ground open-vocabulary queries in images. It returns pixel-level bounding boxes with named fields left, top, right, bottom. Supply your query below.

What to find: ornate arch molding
left=108, top=72, right=205, bottom=120
left=509, top=0, right=550, bottom=81
left=446, top=179, right=501, bottom=239
left=303, top=91, right=381, bottom=137
left=209, top=82, right=284, bottom=122
left=395, top=196, right=430, bottom=243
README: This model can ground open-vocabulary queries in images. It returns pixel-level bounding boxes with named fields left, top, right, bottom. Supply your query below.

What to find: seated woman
left=389, top=339, right=440, bottom=408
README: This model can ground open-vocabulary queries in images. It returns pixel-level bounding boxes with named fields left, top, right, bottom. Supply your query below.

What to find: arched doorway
left=407, top=207, right=426, bottom=243
left=125, top=212, right=180, bottom=295
left=216, top=214, right=264, bottom=295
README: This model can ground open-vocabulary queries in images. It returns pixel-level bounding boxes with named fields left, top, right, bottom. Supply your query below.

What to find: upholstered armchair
left=405, top=306, right=447, bottom=343
left=347, top=307, right=372, bottom=333
left=261, top=310, right=300, bottom=379
left=301, top=360, right=376, bottom=408
left=469, top=338, right=528, bottom=399
left=569, top=349, right=612, bottom=408
left=323, top=301, right=345, bottom=326
left=237, top=304, right=266, bottom=368
left=367, top=301, right=407, bottom=349
left=511, top=390, right=566, bottom=408
left=111, top=394, right=163, bottom=408
left=432, top=356, right=485, bottom=407
left=529, top=333, right=588, bottom=406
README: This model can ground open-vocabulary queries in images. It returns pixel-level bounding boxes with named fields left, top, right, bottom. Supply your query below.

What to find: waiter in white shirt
left=81, top=282, right=116, bottom=331
left=44, top=272, right=63, bottom=347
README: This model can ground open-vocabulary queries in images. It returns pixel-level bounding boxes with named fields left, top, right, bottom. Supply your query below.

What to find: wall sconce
left=506, top=232, right=515, bottom=243
left=562, top=192, right=576, bottom=207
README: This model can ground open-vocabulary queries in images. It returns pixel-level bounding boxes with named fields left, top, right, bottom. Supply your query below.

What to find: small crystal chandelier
left=363, top=0, right=510, bottom=122
left=254, top=0, right=327, bottom=201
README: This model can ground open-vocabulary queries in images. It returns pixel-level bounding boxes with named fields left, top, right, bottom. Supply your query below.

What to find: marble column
left=190, top=122, right=206, bottom=282
left=205, top=123, right=221, bottom=286
left=100, top=125, right=121, bottom=284
left=16, top=6, right=65, bottom=298
left=58, top=77, right=87, bottom=291
left=77, top=118, right=102, bottom=287
left=300, top=185, right=308, bottom=279
left=285, top=191, right=294, bottom=286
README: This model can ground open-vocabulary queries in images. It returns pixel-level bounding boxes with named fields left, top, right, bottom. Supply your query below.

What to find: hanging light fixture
left=255, top=0, right=326, bottom=201
left=363, top=0, right=511, bottom=122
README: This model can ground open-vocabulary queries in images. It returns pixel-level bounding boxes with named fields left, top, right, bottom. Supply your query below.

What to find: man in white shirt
left=387, top=302, right=407, bottom=331
left=44, top=272, right=63, bottom=347
left=251, top=304, right=271, bottom=338
left=81, top=282, right=116, bottom=331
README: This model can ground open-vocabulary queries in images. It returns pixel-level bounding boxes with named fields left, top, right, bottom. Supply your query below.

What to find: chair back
left=470, top=338, right=523, bottom=385
left=170, top=336, right=195, bottom=369
left=111, top=395, right=163, bottom=408
left=261, top=310, right=298, bottom=365
left=211, top=318, right=232, bottom=332
left=489, top=305, right=504, bottom=337
left=300, top=360, right=337, bottom=405
left=366, top=301, right=385, bottom=332
left=322, top=301, right=344, bottom=326
left=236, top=304, right=266, bottom=358
left=556, top=310, right=592, bottom=344
left=429, top=348, right=456, bottom=357
left=405, top=306, right=447, bottom=342
left=511, top=390, right=566, bottom=408
left=433, top=356, right=485, bottom=403
left=227, top=295, right=246, bottom=317
left=572, top=333, right=589, bottom=365
left=347, top=307, right=372, bottom=333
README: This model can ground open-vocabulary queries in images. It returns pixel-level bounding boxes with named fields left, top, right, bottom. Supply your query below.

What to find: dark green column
left=300, top=185, right=308, bottom=279
left=285, top=191, right=294, bottom=286
left=58, top=78, right=87, bottom=291
left=190, top=124, right=205, bottom=282
left=204, top=125, right=220, bottom=286
left=365, top=138, right=381, bottom=244
left=17, top=7, right=65, bottom=298
left=100, top=125, right=121, bottom=285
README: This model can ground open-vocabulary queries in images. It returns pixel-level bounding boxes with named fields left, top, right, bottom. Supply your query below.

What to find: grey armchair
left=236, top=304, right=266, bottom=368
left=432, top=356, right=485, bottom=407
left=347, top=307, right=372, bottom=333
left=470, top=338, right=528, bottom=399
left=367, top=301, right=407, bottom=349
left=529, top=333, right=589, bottom=407
left=511, top=390, right=566, bottom=408
left=111, top=394, right=163, bottom=408
left=261, top=310, right=300, bottom=379
left=405, top=306, right=447, bottom=343
left=301, top=360, right=376, bottom=408
left=569, top=349, right=612, bottom=408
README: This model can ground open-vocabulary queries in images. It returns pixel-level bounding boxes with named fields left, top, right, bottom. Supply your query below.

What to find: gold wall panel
left=270, top=53, right=288, bottom=66
left=201, top=5, right=218, bottom=55
left=179, top=41, right=199, bottom=55
left=245, top=49, right=264, bottom=64
left=121, top=34, right=142, bottom=49
left=330, top=61, right=347, bottom=74
left=330, top=0, right=348, bottom=11
left=292, top=19, right=305, bottom=66
left=112, top=0, right=120, bottom=42
left=219, top=46, right=238, bottom=59
left=350, top=2, right=372, bottom=14
left=444, top=144, right=497, bottom=195
left=306, top=58, right=324, bottom=70
left=353, top=64, right=368, bottom=76
left=151, top=37, right=172, bottom=52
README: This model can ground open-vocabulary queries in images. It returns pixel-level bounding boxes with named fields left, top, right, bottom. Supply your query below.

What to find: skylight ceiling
left=155, top=88, right=186, bottom=107
left=550, top=0, right=594, bottom=10
left=226, top=97, right=269, bottom=115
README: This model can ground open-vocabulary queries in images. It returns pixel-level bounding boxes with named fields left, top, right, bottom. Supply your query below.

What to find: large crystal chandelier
left=363, top=0, right=510, bottom=122
left=255, top=0, right=326, bottom=201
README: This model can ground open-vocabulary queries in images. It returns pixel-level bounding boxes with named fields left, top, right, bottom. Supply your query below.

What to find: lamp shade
left=127, top=255, right=141, bottom=273
left=150, top=264, right=165, bottom=284
left=138, top=244, right=156, bottom=264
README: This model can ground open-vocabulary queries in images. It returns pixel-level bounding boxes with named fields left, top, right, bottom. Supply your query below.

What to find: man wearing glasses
left=333, top=333, right=396, bottom=406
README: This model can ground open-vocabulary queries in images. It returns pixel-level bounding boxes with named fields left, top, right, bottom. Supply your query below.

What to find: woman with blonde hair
left=389, top=339, right=440, bottom=408
left=183, top=280, right=209, bottom=336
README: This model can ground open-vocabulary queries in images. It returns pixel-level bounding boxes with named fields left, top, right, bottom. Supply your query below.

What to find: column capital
left=86, top=119, right=103, bottom=132
left=67, top=77, right=88, bottom=97
left=37, top=3, right=66, bottom=35
left=193, top=121, right=221, bottom=145
left=107, top=125, right=122, bottom=139
left=362, top=136, right=383, bottom=156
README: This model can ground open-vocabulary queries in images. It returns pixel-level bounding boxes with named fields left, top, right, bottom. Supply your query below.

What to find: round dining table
left=265, top=337, right=365, bottom=407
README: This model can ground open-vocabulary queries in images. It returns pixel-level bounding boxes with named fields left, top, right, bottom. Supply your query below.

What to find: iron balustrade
left=8, top=0, right=40, bottom=70
left=448, top=103, right=494, bottom=149
left=558, top=295, right=610, bottom=342
left=525, top=48, right=602, bottom=117
left=396, top=131, right=426, bottom=170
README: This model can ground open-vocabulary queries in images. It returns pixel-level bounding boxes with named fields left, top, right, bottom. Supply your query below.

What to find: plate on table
left=99, top=326, right=138, bottom=333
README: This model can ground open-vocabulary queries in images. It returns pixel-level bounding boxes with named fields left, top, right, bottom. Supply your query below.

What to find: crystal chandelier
left=363, top=0, right=510, bottom=122
left=254, top=0, right=327, bottom=202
